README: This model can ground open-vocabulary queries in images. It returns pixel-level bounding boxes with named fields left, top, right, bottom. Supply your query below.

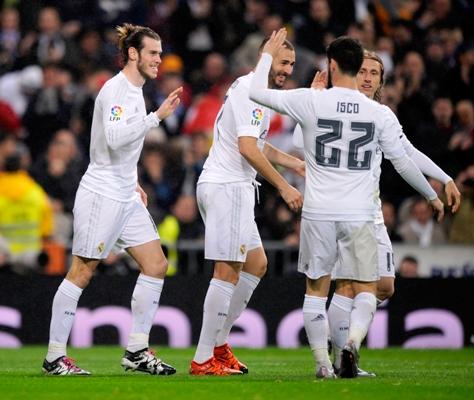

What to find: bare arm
left=263, top=142, right=305, bottom=177
left=239, top=137, right=303, bottom=211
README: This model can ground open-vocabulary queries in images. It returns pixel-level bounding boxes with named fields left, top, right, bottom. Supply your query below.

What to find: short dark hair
left=116, top=23, right=161, bottom=64
left=258, top=37, right=295, bottom=55
left=326, top=36, right=364, bottom=76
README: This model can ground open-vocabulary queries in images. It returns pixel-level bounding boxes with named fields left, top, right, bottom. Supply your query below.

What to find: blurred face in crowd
left=432, top=98, right=453, bottom=125
left=269, top=46, right=295, bottom=89
left=38, top=7, right=61, bottom=35
left=1, top=8, right=19, bottom=30
left=357, top=58, right=382, bottom=100
left=455, top=100, right=474, bottom=127
left=412, top=200, right=432, bottom=225
left=136, top=36, right=162, bottom=80
left=403, top=51, right=424, bottom=79
left=399, top=259, right=419, bottom=278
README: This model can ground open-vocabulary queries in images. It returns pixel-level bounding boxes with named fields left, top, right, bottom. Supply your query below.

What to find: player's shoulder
left=97, top=73, right=128, bottom=99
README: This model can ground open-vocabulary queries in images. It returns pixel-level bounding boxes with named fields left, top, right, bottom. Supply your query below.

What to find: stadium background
left=0, top=0, right=473, bottom=349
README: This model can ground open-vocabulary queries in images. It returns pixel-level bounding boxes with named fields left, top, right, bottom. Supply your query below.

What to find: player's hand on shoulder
left=280, top=184, right=303, bottom=212
left=429, top=198, right=445, bottom=222
left=444, top=180, right=461, bottom=213
left=311, top=70, right=327, bottom=90
left=262, top=28, right=287, bottom=59
left=156, top=86, right=183, bottom=120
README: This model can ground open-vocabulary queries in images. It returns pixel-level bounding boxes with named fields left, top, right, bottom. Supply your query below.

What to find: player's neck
left=331, top=74, right=358, bottom=90
left=122, top=63, right=146, bottom=87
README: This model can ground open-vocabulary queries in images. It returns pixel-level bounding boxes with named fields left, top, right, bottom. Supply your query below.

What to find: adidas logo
left=311, top=314, right=325, bottom=322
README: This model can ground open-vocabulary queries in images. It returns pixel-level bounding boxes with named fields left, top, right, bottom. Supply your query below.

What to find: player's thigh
left=298, top=219, right=338, bottom=279
left=117, top=197, right=159, bottom=250
left=198, top=182, right=256, bottom=263
left=337, top=221, right=378, bottom=282
left=72, top=186, right=130, bottom=259
left=375, top=223, right=395, bottom=278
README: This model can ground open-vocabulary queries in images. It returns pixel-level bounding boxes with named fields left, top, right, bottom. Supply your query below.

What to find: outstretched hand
left=262, top=28, right=287, bottom=59
left=311, top=70, right=328, bottom=90
left=156, top=86, right=183, bottom=120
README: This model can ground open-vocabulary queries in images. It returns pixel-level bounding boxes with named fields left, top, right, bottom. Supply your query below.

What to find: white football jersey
left=198, top=72, right=271, bottom=184
left=80, top=72, right=160, bottom=202
left=259, top=84, right=408, bottom=221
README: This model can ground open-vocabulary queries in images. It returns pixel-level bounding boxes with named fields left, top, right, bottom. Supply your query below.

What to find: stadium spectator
left=397, top=255, right=419, bottom=278
left=231, top=13, right=283, bottom=77
left=30, top=129, right=86, bottom=246
left=42, top=23, right=182, bottom=377
left=17, top=6, right=80, bottom=68
left=0, top=131, right=17, bottom=171
left=398, top=196, right=447, bottom=246
left=0, top=7, right=21, bottom=74
left=0, top=64, right=43, bottom=117
left=23, top=63, right=76, bottom=160
left=0, top=153, right=53, bottom=275
left=382, top=200, right=403, bottom=243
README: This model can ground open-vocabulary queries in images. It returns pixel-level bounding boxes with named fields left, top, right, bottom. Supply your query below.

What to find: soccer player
left=42, top=24, right=182, bottom=376
left=189, top=37, right=304, bottom=376
left=296, top=50, right=462, bottom=377
left=249, top=30, right=444, bottom=379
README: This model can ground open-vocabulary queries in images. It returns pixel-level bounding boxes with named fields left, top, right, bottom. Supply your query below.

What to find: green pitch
left=0, top=347, right=473, bottom=400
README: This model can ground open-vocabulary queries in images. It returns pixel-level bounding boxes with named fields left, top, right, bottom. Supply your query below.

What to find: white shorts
left=197, top=182, right=262, bottom=262
left=298, top=219, right=378, bottom=282
left=333, top=223, right=395, bottom=279
left=72, top=186, right=159, bottom=259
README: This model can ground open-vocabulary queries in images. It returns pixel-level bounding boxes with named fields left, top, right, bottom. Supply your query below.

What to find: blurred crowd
left=0, top=0, right=473, bottom=275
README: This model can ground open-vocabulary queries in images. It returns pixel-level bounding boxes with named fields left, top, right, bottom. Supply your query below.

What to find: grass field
left=0, top=347, right=473, bottom=400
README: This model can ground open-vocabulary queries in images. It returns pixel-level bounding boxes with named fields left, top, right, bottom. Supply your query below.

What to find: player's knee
left=377, top=282, right=395, bottom=301
left=143, top=257, right=168, bottom=279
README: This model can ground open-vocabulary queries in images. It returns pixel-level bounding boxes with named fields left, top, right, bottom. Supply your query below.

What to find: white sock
left=327, top=294, right=353, bottom=369
left=126, top=274, right=164, bottom=353
left=215, top=271, right=260, bottom=347
left=194, top=279, right=235, bottom=363
left=348, top=292, right=377, bottom=350
left=46, top=279, right=82, bottom=362
left=303, top=295, right=332, bottom=370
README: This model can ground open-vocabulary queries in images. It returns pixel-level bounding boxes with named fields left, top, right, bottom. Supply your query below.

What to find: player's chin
left=274, top=78, right=286, bottom=89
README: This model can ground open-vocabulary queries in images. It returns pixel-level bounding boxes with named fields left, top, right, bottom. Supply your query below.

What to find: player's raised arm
left=249, top=29, right=312, bottom=123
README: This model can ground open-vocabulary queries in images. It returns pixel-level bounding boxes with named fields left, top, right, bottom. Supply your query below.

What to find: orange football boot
left=214, top=343, right=248, bottom=374
left=189, top=357, right=242, bottom=376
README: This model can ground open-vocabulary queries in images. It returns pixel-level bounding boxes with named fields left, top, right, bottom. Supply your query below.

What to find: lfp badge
left=110, top=105, right=123, bottom=121
left=251, top=108, right=263, bottom=126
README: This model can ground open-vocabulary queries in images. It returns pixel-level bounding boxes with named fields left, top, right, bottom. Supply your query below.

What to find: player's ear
left=128, top=47, right=138, bottom=61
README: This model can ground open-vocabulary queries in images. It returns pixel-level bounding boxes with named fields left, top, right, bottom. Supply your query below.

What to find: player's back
left=300, top=87, right=402, bottom=221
